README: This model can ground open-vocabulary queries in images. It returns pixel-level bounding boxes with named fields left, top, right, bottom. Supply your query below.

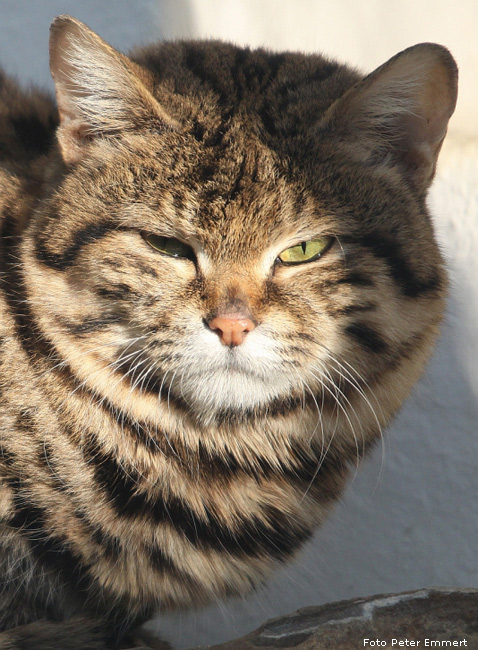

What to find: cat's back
left=0, top=72, right=58, bottom=386
left=0, top=69, right=57, bottom=169
left=0, top=69, right=58, bottom=234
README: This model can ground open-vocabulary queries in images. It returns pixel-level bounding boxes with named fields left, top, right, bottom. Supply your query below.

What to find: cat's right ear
left=321, top=43, right=458, bottom=193
left=49, top=15, right=175, bottom=165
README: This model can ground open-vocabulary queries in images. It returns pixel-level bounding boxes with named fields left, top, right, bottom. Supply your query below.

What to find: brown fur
left=0, top=15, right=457, bottom=650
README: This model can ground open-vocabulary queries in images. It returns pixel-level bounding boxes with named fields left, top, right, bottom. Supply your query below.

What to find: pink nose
left=208, top=314, right=255, bottom=346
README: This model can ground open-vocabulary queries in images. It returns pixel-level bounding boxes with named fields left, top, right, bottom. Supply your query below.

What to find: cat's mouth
left=167, top=348, right=297, bottom=413
left=170, top=369, right=291, bottom=414
left=120, top=355, right=290, bottom=414
left=113, top=327, right=298, bottom=412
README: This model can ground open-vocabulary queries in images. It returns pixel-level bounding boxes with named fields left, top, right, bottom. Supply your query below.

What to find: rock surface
left=182, top=588, right=478, bottom=650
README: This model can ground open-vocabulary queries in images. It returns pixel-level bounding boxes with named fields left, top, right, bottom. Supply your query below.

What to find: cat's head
left=24, top=16, right=457, bottom=434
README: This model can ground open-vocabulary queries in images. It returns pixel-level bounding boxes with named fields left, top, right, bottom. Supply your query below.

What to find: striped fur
left=0, top=16, right=457, bottom=650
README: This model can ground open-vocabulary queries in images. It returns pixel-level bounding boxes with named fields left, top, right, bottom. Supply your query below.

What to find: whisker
left=38, top=334, right=146, bottom=379
left=326, top=353, right=386, bottom=483
left=305, top=342, right=385, bottom=487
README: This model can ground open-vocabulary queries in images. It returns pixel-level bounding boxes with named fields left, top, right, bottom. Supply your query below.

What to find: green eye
left=142, top=233, right=195, bottom=261
left=278, top=237, right=333, bottom=265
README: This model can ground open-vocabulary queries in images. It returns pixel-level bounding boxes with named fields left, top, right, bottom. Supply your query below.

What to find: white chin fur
left=173, top=367, right=292, bottom=412
left=165, top=328, right=294, bottom=413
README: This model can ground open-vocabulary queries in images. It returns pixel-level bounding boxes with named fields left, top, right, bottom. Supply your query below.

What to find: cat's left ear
left=49, top=15, right=176, bottom=165
left=322, top=43, right=458, bottom=193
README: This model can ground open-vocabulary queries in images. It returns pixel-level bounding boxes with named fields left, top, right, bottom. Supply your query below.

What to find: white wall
left=1, top=2, right=476, bottom=648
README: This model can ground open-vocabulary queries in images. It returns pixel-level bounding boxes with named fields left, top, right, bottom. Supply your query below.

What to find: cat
left=0, top=14, right=457, bottom=650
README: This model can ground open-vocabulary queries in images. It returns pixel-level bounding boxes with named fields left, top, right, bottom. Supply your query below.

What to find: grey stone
left=183, top=588, right=478, bottom=650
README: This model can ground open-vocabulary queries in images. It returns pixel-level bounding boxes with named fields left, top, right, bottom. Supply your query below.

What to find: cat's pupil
left=278, top=237, right=333, bottom=265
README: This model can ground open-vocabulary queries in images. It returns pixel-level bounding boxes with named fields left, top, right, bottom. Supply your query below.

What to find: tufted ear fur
left=49, top=15, right=176, bottom=165
left=322, top=43, right=458, bottom=193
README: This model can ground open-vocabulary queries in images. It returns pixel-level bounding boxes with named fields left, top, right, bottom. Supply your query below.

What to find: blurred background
left=0, top=1, right=476, bottom=648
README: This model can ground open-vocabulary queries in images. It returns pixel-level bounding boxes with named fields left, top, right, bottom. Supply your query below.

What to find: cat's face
left=29, top=133, right=333, bottom=413
left=27, top=127, right=441, bottom=426
left=24, top=18, right=456, bottom=434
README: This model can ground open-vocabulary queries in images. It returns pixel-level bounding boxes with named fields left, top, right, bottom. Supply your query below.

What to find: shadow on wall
left=0, top=0, right=193, bottom=91
left=155, top=0, right=196, bottom=41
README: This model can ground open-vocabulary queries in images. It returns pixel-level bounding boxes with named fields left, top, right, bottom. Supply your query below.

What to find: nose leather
left=208, top=314, right=255, bottom=346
